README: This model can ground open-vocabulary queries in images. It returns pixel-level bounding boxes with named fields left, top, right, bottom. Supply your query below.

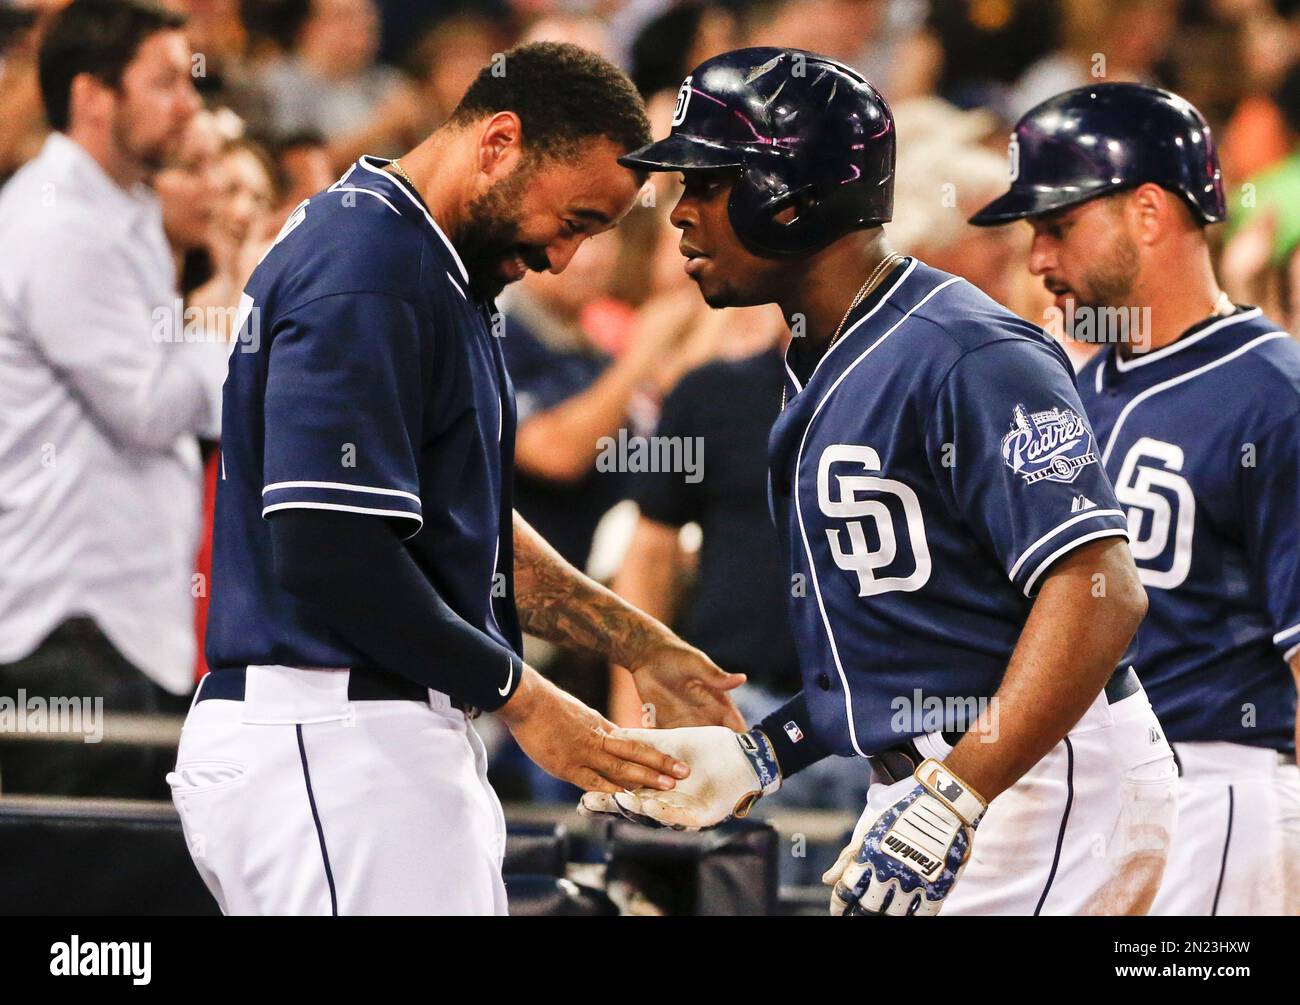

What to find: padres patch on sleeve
left=1000, top=403, right=1098, bottom=485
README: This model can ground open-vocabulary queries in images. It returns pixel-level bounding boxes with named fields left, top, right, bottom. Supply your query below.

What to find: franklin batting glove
left=824, top=758, right=987, bottom=917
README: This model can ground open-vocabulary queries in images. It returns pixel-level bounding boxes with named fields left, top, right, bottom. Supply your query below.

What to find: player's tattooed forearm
left=513, top=513, right=664, bottom=666
left=515, top=592, right=659, bottom=666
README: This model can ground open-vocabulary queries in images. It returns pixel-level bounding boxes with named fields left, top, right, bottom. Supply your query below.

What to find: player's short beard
left=696, top=266, right=762, bottom=309
left=457, top=161, right=549, bottom=300
left=1070, top=226, right=1140, bottom=328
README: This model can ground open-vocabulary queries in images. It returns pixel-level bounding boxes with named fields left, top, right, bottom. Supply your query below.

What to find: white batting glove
left=578, top=726, right=782, bottom=830
left=823, top=758, right=987, bottom=917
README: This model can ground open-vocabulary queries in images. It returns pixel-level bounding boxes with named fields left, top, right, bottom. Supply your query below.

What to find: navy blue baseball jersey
left=1078, top=307, right=1300, bottom=752
left=770, top=259, right=1130, bottom=757
left=206, top=157, right=522, bottom=675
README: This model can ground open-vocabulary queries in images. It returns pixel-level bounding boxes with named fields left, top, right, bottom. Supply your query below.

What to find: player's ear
left=477, top=112, right=525, bottom=180
left=1130, top=183, right=1166, bottom=245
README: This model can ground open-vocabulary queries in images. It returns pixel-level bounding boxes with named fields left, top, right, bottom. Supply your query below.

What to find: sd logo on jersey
left=1000, top=403, right=1097, bottom=485
left=817, top=444, right=932, bottom=597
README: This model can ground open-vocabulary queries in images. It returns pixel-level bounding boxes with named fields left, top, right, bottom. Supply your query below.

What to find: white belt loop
left=241, top=664, right=353, bottom=725
left=426, top=688, right=454, bottom=714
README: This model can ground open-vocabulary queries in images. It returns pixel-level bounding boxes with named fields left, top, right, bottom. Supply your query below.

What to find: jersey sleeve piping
left=1008, top=508, right=1129, bottom=583
left=1021, top=526, right=1130, bottom=597
left=262, top=482, right=423, bottom=539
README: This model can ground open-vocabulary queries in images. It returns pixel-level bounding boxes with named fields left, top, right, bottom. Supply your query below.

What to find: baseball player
left=969, top=83, right=1300, bottom=915
left=581, top=48, right=1177, bottom=916
left=169, top=43, right=746, bottom=916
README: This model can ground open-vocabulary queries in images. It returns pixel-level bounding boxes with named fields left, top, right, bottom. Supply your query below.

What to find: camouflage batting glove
left=824, top=758, right=987, bottom=916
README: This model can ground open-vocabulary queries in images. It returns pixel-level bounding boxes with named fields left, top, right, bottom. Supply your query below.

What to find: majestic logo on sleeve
left=1000, top=404, right=1098, bottom=485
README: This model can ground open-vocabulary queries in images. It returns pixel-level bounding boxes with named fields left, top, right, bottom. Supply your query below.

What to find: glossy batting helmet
left=969, top=82, right=1226, bottom=227
left=619, top=47, right=895, bottom=257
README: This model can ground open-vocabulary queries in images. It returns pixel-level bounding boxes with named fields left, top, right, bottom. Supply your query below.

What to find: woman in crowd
left=155, top=107, right=227, bottom=296
left=154, top=106, right=280, bottom=682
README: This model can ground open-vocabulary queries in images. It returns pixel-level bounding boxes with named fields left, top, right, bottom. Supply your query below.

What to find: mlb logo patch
left=783, top=721, right=804, bottom=743
left=932, top=770, right=965, bottom=803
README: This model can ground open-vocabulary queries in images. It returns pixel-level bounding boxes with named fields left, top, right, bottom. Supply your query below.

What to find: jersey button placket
left=817, top=672, right=832, bottom=691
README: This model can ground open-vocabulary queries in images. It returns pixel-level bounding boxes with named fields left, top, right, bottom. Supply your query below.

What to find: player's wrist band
left=737, top=729, right=783, bottom=796
left=757, top=691, right=832, bottom=780
left=914, top=757, right=988, bottom=828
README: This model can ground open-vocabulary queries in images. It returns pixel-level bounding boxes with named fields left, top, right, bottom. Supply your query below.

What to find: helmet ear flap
left=773, top=190, right=820, bottom=226
left=727, top=163, right=821, bottom=257
left=728, top=166, right=888, bottom=257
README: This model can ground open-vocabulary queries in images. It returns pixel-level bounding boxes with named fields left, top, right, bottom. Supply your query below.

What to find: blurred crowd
left=2, top=0, right=1299, bottom=808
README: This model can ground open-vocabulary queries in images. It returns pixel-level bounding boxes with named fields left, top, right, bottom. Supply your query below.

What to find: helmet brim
left=968, top=184, right=1116, bottom=226
left=618, top=134, right=748, bottom=172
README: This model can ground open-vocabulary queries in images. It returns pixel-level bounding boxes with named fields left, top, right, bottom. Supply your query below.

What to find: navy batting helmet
left=619, top=47, right=895, bottom=257
left=970, top=82, right=1226, bottom=228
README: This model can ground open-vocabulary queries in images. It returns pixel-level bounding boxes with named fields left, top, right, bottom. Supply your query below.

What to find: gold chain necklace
left=389, top=157, right=416, bottom=190
left=781, top=252, right=903, bottom=411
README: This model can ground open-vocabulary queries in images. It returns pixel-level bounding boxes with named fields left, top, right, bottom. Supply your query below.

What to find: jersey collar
left=1095, top=306, right=1263, bottom=392
left=782, top=257, right=918, bottom=398
left=351, top=156, right=471, bottom=289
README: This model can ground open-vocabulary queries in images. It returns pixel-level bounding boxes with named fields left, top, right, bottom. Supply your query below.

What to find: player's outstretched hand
left=823, top=758, right=986, bottom=917
left=498, top=666, right=690, bottom=794
left=577, top=726, right=781, bottom=829
left=627, top=642, right=747, bottom=731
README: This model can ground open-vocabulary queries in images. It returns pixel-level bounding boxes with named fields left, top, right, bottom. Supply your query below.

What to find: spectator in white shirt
left=0, top=0, right=222, bottom=798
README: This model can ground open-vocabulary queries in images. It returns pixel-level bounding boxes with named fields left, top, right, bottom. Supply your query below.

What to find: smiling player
left=169, top=43, right=745, bottom=916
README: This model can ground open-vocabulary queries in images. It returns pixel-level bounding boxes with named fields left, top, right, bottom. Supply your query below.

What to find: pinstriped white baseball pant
left=940, top=685, right=1178, bottom=915
left=168, top=665, right=508, bottom=916
left=1150, top=741, right=1300, bottom=916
